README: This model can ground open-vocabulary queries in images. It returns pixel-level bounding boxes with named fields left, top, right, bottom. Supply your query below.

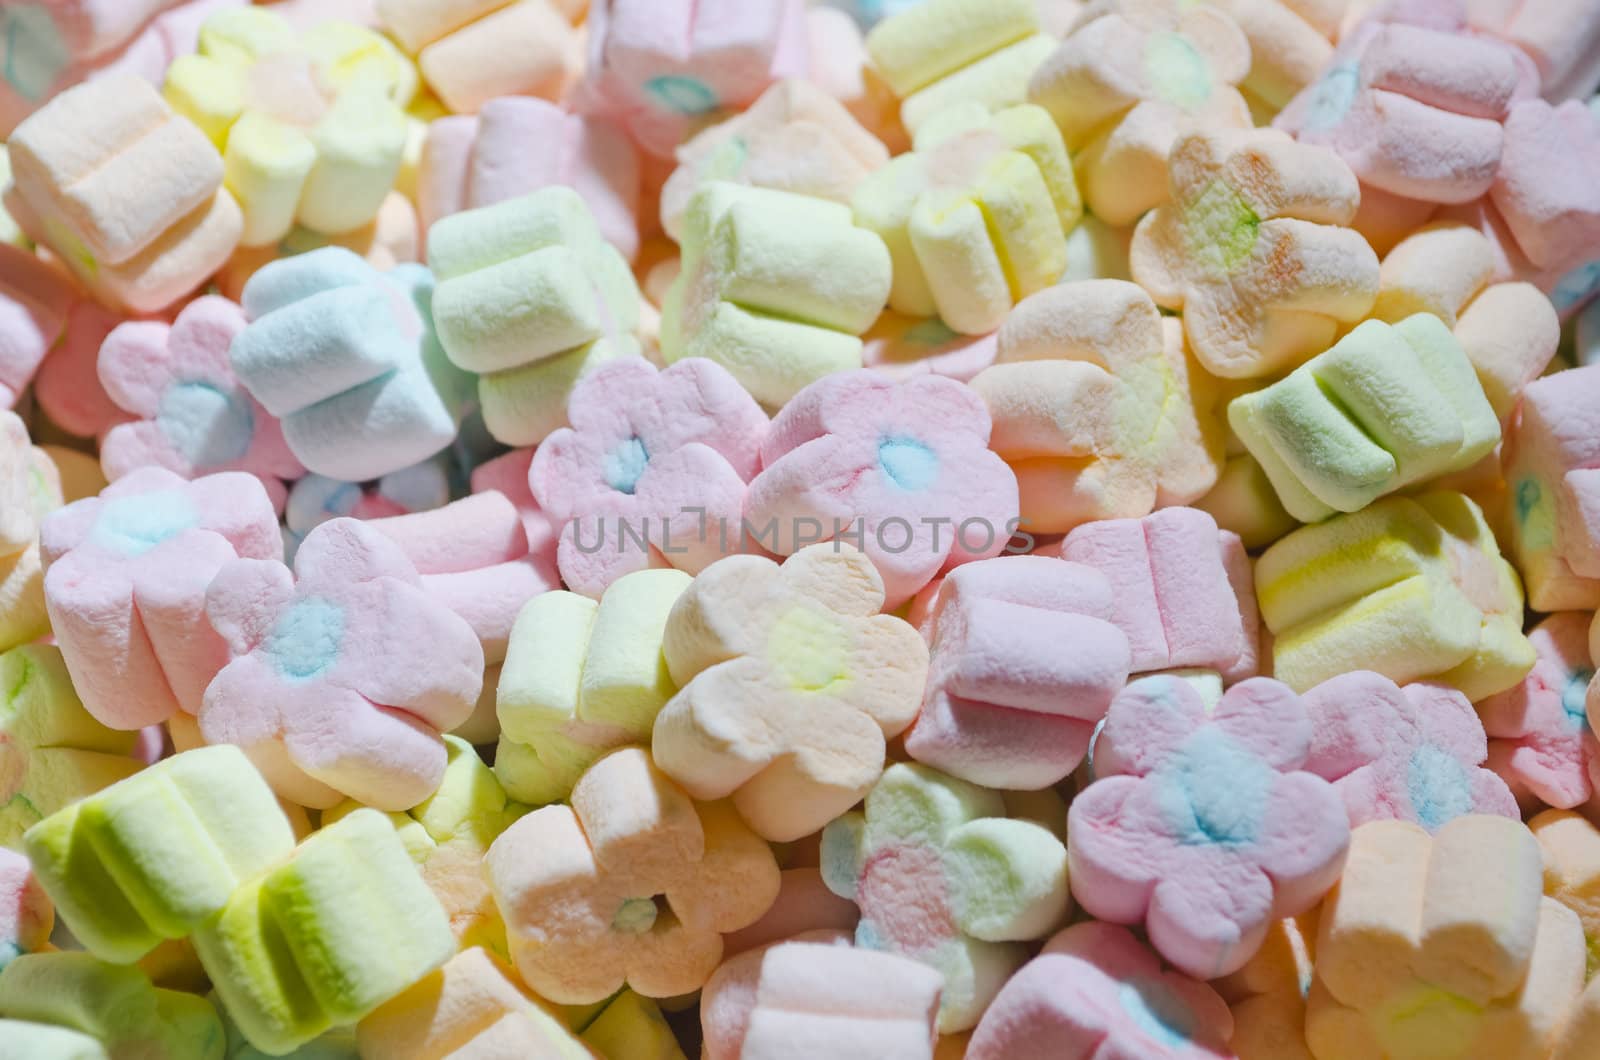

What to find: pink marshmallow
left=469, top=447, right=559, bottom=564
left=0, top=246, right=74, bottom=409
left=904, top=555, right=1132, bottom=790
left=0, top=847, right=52, bottom=968
left=721, top=868, right=861, bottom=958
left=34, top=300, right=141, bottom=440
left=1060, top=507, right=1261, bottom=683
left=1472, top=0, right=1600, bottom=101
left=1488, top=99, right=1600, bottom=280
left=201, top=517, right=483, bottom=811
left=861, top=313, right=998, bottom=383
left=38, top=466, right=279, bottom=730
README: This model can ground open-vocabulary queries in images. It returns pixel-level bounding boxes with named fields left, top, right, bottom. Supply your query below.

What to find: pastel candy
left=1, top=644, right=140, bottom=848
left=193, top=807, right=456, bottom=1055
left=486, top=747, right=781, bottom=1004
left=0, top=847, right=52, bottom=968
left=1255, top=491, right=1535, bottom=699
left=1215, top=916, right=1316, bottom=1060
left=282, top=460, right=450, bottom=561
left=494, top=568, right=692, bottom=806
left=39, top=466, right=281, bottom=729
left=653, top=544, right=929, bottom=842
left=660, top=181, right=892, bottom=408
left=744, top=370, right=1019, bottom=608
left=1554, top=975, right=1600, bottom=1060
left=216, top=189, right=420, bottom=304
left=1228, top=315, right=1501, bottom=522
left=0, top=245, right=74, bottom=408
left=528, top=356, right=766, bottom=597
left=201, top=517, right=484, bottom=811
left=1307, top=816, right=1585, bottom=1060
left=820, top=761, right=1070, bottom=1032
left=861, top=313, right=999, bottom=382
left=904, top=555, right=1131, bottom=789
left=1193, top=450, right=1300, bottom=551
left=4, top=74, right=242, bottom=313
left=1130, top=128, right=1380, bottom=379
left=1489, top=100, right=1600, bottom=290
left=1530, top=809, right=1600, bottom=980
left=1028, top=0, right=1253, bottom=226
left=572, top=990, right=685, bottom=1060
left=966, top=921, right=1235, bottom=1059
left=0, top=952, right=224, bottom=1060
left=0, top=412, right=62, bottom=653
left=1070, top=675, right=1349, bottom=979
left=1475, top=0, right=1600, bottom=102
left=21, top=744, right=294, bottom=963
left=418, top=97, right=639, bottom=261
left=355, top=947, right=589, bottom=1060
left=865, top=0, right=1056, bottom=135
left=378, top=0, right=581, bottom=115
left=98, top=295, right=303, bottom=511
left=430, top=187, right=643, bottom=448
left=1207, top=0, right=1340, bottom=111
left=700, top=936, right=943, bottom=1060
left=231, top=246, right=473, bottom=481
left=720, top=868, right=861, bottom=957
left=662, top=79, right=889, bottom=242
left=0, top=1020, right=107, bottom=1059
left=851, top=102, right=1080, bottom=335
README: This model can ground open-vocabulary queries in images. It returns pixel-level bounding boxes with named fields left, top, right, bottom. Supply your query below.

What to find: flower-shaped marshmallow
left=99, top=295, right=304, bottom=511
left=485, top=747, right=780, bottom=1004
left=1027, top=0, right=1252, bottom=226
left=743, top=371, right=1019, bottom=609
left=1479, top=613, right=1600, bottom=812
left=967, top=922, right=1235, bottom=1059
left=529, top=356, right=767, bottom=599
left=1302, top=671, right=1518, bottom=832
left=652, top=544, right=929, bottom=841
left=0, top=243, right=74, bottom=409
left=0, top=411, right=61, bottom=653
left=1069, top=674, right=1351, bottom=979
left=820, top=762, right=1071, bottom=1032
left=39, top=466, right=280, bottom=730
left=1129, top=128, right=1380, bottom=379
left=200, top=517, right=484, bottom=811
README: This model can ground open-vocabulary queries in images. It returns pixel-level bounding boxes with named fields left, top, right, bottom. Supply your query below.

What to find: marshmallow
left=1473, top=0, right=1600, bottom=104
left=33, top=301, right=141, bottom=440
left=494, top=568, right=692, bottom=806
left=1530, top=809, right=1600, bottom=981
left=0, top=245, right=74, bottom=408
left=1028, top=0, right=1253, bottom=226
left=904, top=555, right=1131, bottom=789
left=865, top=0, right=1056, bottom=135
left=1061, top=506, right=1261, bottom=682
left=0, top=412, right=61, bottom=653
left=820, top=761, right=1070, bottom=1032
left=378, top=0, right=581, bottom=115
left=1215, top=916, right=1316, bottom=1060
left=37, top=445, right=105, bottom=505
left=1229, top=315, right=1501, bottom=522
left=745, top=370, right=1019, bottom=608
left=573, top=990, right=686, bottom=1060
left=1479, top=613, right=1600, bottom=811
left=231, top=247, right=474, bottom=481
left=194, top=807, right=456, bottom=1055
left=39, top=466, right=280, bottom=729
left=486, top=746, right=781, bottom=1004
left=1303, top=671, right=1518, bottom=831
left=1070, top=674, right=1349, bottom=979
left=1207, top=0, right=1340, bottom=111
left=21, top=744, right=294, bottom=963
left=701, top=936, right=943, bottom=1060
left=0, top=1020, right=108, bottom=1058
left=861, top=314, right=999, bottom=382
left=4, top=74, right=242, bottom=313
left=1307, top=816, right=1585, bottom=1060
left=98, top=295, right=303, bottom=511
left=430, top=187, right=643, bottom=448
left=418, top=97, right=639, bottom=261
left=1554, top=969, right=1600, bottom=1060
left=282, top=460, right=451, bottom=560
left=967, top=921, right=1236, bottom=1059
left=1130, top=128, right=1380, bottom=379
left=528, top=356, right=766, bottom=597
left=1255, top=491, right=1535, bottom=699
left=662, top=79, right=889, bottom=241
left=1194, top=450, right=1301, bottom=551
left=653, top=544, right=928, bottom=841
left=851, top=102, right=1080, bottom=334
left=0, top=847, right=52, bottom=968
left=661, top=181, right=892, bottom=408
left=1487, top=99, right=1600, bottom=288
left=201, top=517, right=483, bottom=811
left=721, top=868, right=861, bottom=957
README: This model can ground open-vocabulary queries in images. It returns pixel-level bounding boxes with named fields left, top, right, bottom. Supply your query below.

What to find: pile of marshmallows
left=5, top=0, right=1600, bottom=1057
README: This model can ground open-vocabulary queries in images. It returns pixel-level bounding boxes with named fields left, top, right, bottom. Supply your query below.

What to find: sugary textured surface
left=905, top=555, right=1131, bottom=789
left=0, top=245, right=74, bottom=408
left=1487, top=100, right=1600, bottom=284
left=529, top=356, right=766, bottom=597
left=745, top=370, right=1018, bottom=608
left=1302, top=671, right=1518, bottom=831
left=861, top=313, right=999, bottom=382
left=1207, top=0, right=1339, bottom=111
left=192, top=807, right=456, bottom=1055
left=21, top=745, right=293, bottom=963
left=201, top=517, right=483, bottom=811
left=40, top=466, right=280, bottom=729
left=821, top=762, right=1070, bottom=1032
left=720, top=868, right=860, bottom=957
left=967, top=921, right=1235, bottom=1059
left=378, top=0, right=582, bottom=115
left=0, top=847, right=52, bottom=969
left=32, top=300, right=139, bottom=441
left=486, top=747, right=780, bottom=1004
left=1255, top=491, right=1535, bottom=699
left=217, top=189, right=421, bottom=303
left=1070, top=675, right=1350, bottom=979
left=1529, top=809, right=1600, bottom=981
left=1130, top=128, right=1379, bottom=379
left=1228, top=314, right=1501, bottom=522
left=1307, top=815, right=1585, bottom=1060
left=1215, top=915, right=1316, bottom=1060
left=652, top=545, right=928, bottom=841
left=281, top=459, right=451, bottom=561
left=0, top=413, right=62, bottom=654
